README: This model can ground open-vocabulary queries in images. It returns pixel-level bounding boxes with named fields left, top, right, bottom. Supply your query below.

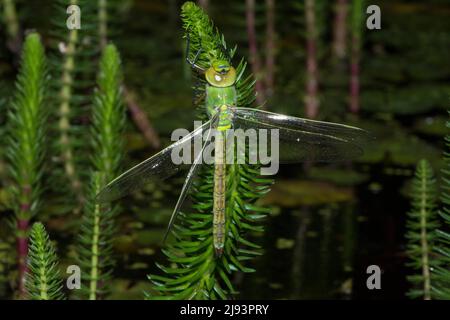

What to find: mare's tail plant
left=349, top=0, right=365, bottom=114
left=405, top=159, right=439, bottom=300
left=96, top=0, right=160, bottom=148
left=332, top=0, right=349, bottom=62
left=2, top=0, right=21, bottom=53
left=147, top=2, right=272, bottom=300
left=49, top=0, right=98, bottom=211
left=432, top=115, right=450, bottom=299
left=245, top=0, right=266, bottom=106
left=25, top=223, right=65, bottom=300
left=293, top=0, right=327, bottom=119
left=6, top=33, right=48, bottom=297
left=75, top=44, right=125, bottom=300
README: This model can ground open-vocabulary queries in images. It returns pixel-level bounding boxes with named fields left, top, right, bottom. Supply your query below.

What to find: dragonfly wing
left=96, top=119, right=212, bottom=202
left=163, top=115, right=217, bottom=242
left=233, top=107, right=371, bottom=163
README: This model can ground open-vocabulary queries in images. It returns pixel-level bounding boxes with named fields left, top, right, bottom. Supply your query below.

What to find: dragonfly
left=97, top=41, right=370, bottom=257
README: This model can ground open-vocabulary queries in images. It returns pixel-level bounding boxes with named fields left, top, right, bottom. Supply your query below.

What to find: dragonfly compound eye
left=206, top=63, right=237, bottom=88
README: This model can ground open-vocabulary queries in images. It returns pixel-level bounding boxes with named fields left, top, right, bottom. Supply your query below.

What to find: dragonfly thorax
left=205, top=84, right=237, bottom=121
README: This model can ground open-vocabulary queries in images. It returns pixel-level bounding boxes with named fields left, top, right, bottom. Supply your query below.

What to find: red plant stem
left=332, top=0, right=348, bottom=60
left=123, top=86, right=161, bottom=149
left=16, top=183, right=33, bottom=297
left=246, top=0, right=266, bottom=106
left=350, top=35, right=360, bottom=113
left=265, top=0, right=275, bottom=97
left=17, top=218, right=29, bottom=298
left=304, top=0, right=319, bottom=119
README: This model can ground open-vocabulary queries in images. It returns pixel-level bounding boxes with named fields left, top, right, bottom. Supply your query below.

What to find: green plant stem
left=265, top=0, right=275, bottom=97
left=97, top=0, right=160, bottom=148
left=350, top=0, right=364, bottom=114
left=304, top=0, right=319, bottom=119
left=88, top=177, right=101, bottom=300
left=246, top=0, right=266, bottom=106
left=2, top=0, right=21, bottom=53
left=99, top=0, right=108, bottom=50
left=433, top=116, right=450, bottom=299
left=77, top=45, right=124, bottom=300
left=3, top=0, right=19, bottom=37
left=77, top=173, right=108, bottom=300
left=405, top=159, right=439, bottom=300
left=332, top=0, right=348, bottom=60
left=420, top=167, right=431, bottom=300
left=58, top=0, right=84, bottom=208
left=7, top=33, right=48, bottom=298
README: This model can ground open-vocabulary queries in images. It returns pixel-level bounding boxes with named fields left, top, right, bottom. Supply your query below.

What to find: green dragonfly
left=97, top=45, right=370, bottom=256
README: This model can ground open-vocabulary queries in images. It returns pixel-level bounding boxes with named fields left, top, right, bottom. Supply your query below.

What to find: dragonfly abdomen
left=213, top=130, right=226, bottom=256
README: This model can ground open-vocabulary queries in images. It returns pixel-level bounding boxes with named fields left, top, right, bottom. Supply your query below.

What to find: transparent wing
left=163, top=117, right=217, bottom=242
left=233, top=107, right=371, bottom=163
left=96, top=120, right=212, bottom=203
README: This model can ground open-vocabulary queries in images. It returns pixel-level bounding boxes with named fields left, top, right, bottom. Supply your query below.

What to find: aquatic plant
left=75, top=44, right=125, bottom=300
left=264, top=0, right=275, bottom=98
left=49, top=0, right=98, bottom=209
left=405, top=159, right=439, bottom=300
left=349, top=0, right=364, bottom=113
left=245, top=0, right=266, bottom=105
left=98, top=0, right=108, bottom=49
left=2, top=0, right=21, bottom=53
left=25, top=223, right=65, bottom=300
left=293, top=0, right=327, bottom=118
left=432, top=117, right=450, bottom=299
left=90, top=44, right=125, bottom=184
left=97, top=0, right=160, bottom=149
left=303, top=0, right=320, bottom=118
left=147, top=2, right=273, bottom=299
left=6, top=33, right=48, bottom=297
left=332, top=0, right=348, bottom=61
left=0, top=241, right=12, bottom=297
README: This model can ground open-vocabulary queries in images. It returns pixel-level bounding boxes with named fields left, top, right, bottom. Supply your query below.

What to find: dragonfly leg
left=185, top=32, right=206, bottom=73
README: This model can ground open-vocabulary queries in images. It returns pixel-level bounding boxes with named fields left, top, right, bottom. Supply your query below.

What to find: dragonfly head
left=205, top=60, right=236, bottom=87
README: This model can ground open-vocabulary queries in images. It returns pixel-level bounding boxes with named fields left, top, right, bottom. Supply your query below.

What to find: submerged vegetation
left=6, top=33, right=48, bottom=297
left=26, top=222, right=64, bottom=300
left=405, top=159, right=439, bottom=300
left=432, top=117, right=450, bottom=299
left=49, top=0, right=98, bottom=210
left=76, top=44, right=125, bottom=300
left=0, top=0, right=448, bottom=300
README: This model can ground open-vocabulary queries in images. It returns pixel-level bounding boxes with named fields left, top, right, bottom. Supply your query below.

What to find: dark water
left=236, top=163, right=411, bottom=299
left=109, top=161, right=412, bottom=300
